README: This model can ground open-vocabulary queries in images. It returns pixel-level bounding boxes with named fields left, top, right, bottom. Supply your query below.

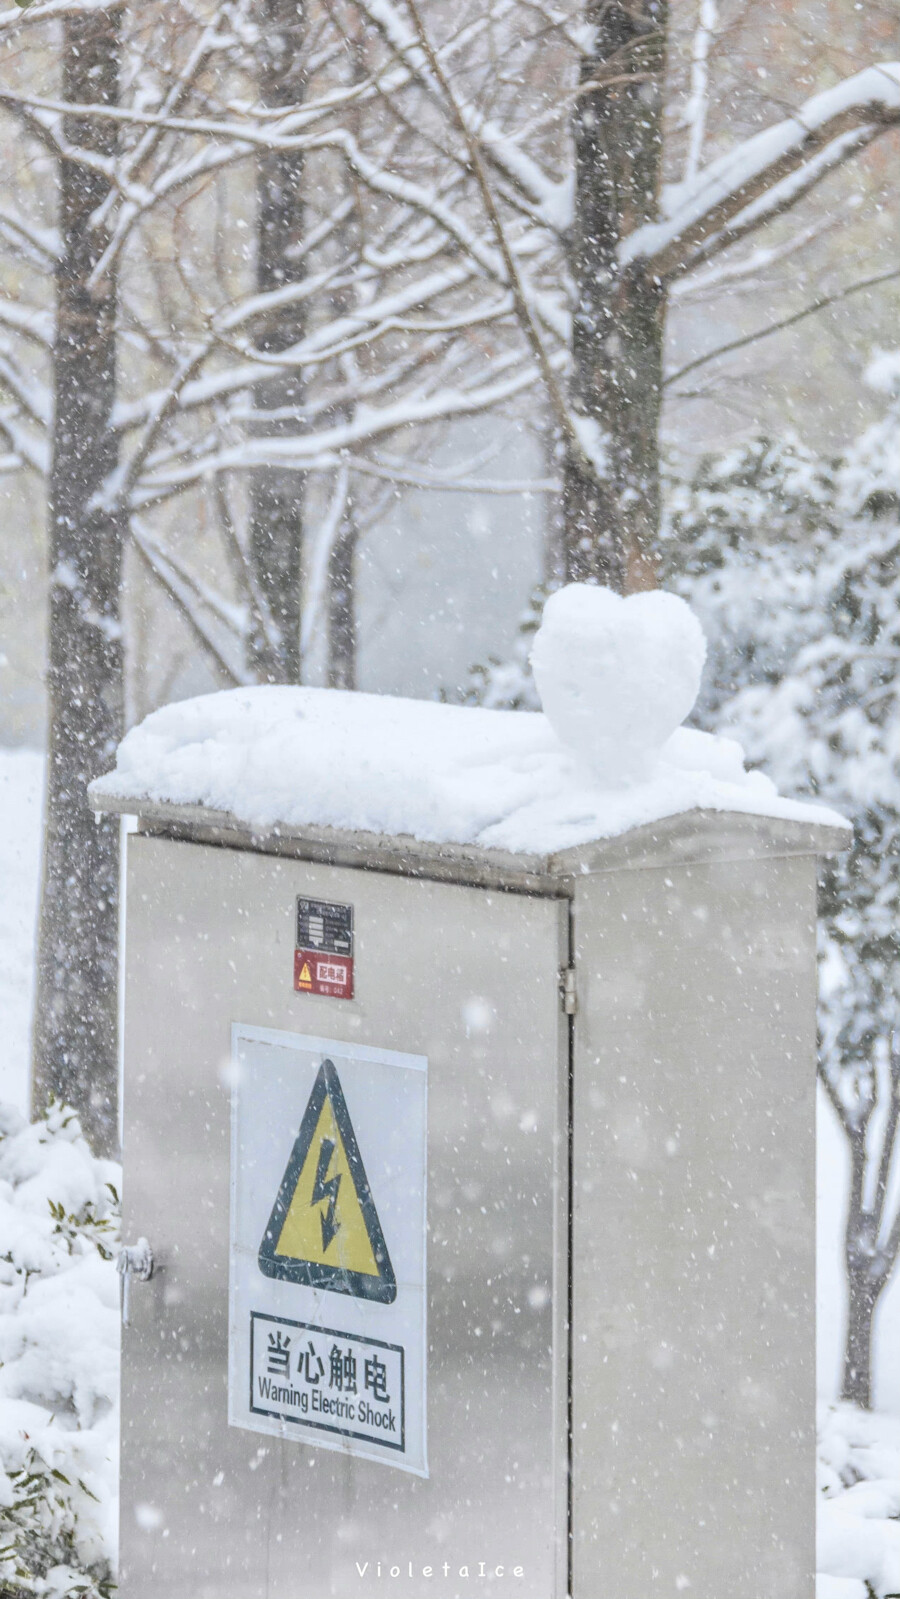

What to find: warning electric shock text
left=250, top=1313, right=405, bottom=1452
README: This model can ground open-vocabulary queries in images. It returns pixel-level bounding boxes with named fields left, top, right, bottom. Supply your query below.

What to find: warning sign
left=258, top=1059, right=396, bottom=1303
left=229, top=1026, right=427, bottom=1476
left=294, top=949, right=354, bottom=998
left=295, top=899, right=354, bottom=997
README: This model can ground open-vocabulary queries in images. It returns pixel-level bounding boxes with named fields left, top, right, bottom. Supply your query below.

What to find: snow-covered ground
left=1, top=744, right=899, bottom=1593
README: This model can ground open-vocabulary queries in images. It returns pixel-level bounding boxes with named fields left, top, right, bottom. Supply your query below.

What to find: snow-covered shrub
left=663, top=407, right=900, bottom=1416
left=0, top=1101, right=119, bottom=1598
left=661, top=406, right=900, bottom=1090
left=818, top=1402, right=900, bottom=1595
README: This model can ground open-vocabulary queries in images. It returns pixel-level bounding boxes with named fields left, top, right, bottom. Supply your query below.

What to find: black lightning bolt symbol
left=311, top=1137, right=341, bottom=1252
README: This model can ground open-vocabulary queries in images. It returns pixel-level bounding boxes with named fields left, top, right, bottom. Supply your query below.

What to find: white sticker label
left=229, top=1026, right=428, bottom=1476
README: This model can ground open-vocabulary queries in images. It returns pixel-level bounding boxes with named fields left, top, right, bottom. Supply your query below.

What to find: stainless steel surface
left=120, top=836, right=569, bottom=1599
left=571, top=853, right=817, bottom=1599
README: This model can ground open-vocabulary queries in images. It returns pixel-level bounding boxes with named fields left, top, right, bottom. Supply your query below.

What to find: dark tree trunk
left=835, top=1096, right=899, bottom=1413
left=564, top=0, right=668, bottom=593
left=247, top=0, right=307, bottom=683
left=32, top=7, right=123, bottom=1157
left=326, top=514, right=357, bottom=690
left=842, top=1267, right=879, bottom=1409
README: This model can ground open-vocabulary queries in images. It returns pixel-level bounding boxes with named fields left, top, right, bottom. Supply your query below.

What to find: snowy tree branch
left=300, top=462, right=351, bottom=665
left=0, top=342, right=51, bottom=428
left=131, top=521, right=248, bottom=686
left=680, top=0, right=717, bottom=184
left=0, top=408, right=47, bottom=475
left=210, top=475, right=282, bottom=663
left=350, top=0, right=570, bottom=229
left=0, top=0, right=124, bottom=32
left=0, top=205, right=59, bottom=266
left=398, top=0, right=588, bottom=472
left=127, top=359, right=555, bottom=508
left=0, top=299, right=54, bottom=348
left=344, top=455, right=560, bottom=494
left=623, top=64, right=900, bottom=278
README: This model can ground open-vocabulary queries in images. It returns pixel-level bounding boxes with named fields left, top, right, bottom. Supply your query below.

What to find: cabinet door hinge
left=559, top=965, right=577, bottom=1016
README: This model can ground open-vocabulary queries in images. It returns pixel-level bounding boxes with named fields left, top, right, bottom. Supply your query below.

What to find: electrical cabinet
left=108, top=801, right=840, bottom=1599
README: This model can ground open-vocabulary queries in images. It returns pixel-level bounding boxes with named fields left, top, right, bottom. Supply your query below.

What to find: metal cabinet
left=111, top=804, right=840, bottom=1599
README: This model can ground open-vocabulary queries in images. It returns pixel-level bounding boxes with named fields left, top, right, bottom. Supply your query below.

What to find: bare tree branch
left=666, top=266, right=900, bottom=389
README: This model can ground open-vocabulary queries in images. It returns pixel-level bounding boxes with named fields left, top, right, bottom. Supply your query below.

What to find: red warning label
left=294, top=948, right=354, bottom=999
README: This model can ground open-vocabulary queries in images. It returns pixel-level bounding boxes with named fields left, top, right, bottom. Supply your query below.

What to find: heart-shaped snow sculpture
left=530, top=584, right=707, bottom=784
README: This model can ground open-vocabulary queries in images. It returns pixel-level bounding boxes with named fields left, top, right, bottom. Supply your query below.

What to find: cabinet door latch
left=118, top=1238, right=154, bottom=1327
left=559, top=966, right=577, bottom=1016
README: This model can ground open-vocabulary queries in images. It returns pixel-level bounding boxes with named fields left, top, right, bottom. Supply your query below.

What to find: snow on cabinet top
left=92, top=586, right=848, bottom=860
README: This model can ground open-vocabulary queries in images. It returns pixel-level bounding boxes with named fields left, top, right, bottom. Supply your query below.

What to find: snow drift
left=93, top=586, right=845, bottom=852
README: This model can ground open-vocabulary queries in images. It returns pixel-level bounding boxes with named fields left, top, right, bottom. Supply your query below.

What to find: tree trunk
left=247, top=0, right=307, bottom=683
left=32, top=7, right=124, bottom=1157
left=564, top=0, right=668, bottom=593
left=326, top=514, right=357, bottom=690
left=842, top=1266, right=879, bottom=1409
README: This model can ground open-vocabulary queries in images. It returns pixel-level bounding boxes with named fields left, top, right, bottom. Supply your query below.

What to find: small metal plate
left=296, top=898, right=353, bottom=955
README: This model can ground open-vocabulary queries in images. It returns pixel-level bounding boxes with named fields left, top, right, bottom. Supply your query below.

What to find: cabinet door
left=571, top=857, right=816, bottom=1599
left=120, top=834, right=569, bottom=1599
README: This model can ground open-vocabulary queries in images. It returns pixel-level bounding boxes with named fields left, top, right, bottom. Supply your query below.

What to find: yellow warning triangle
left=258, top=1059, right=396, bottom=1304
left=275, top=1096, right=379, bottom=1276
left=297, top=961, right=312, bottom=984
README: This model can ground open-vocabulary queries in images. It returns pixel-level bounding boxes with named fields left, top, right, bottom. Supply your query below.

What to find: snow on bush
left=0, top=1100, right=119, bottom=1598
left=819, top=1405, right=900, bottom=1596
left=662, top=422, right=900, bottom=1091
